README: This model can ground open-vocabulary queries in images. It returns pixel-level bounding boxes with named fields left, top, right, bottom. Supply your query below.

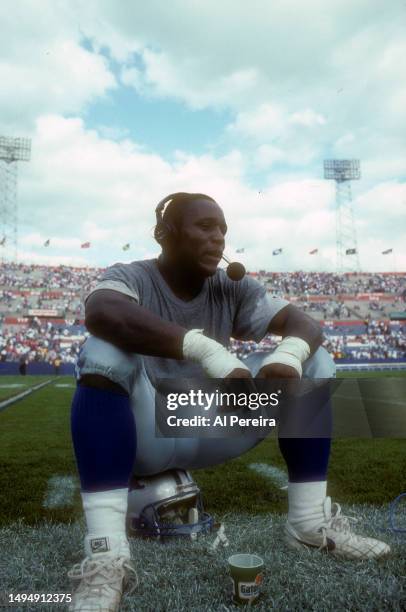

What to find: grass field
left=0, top=376, right=51, bottom=401
left=0, top=373, right=405, bottom=611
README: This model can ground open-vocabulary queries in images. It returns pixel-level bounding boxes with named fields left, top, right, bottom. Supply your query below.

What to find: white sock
left=82, top=488, right=128, bottom=535
left=287, top=481, right=327, bottom=532
left=81, top=488, right=130, bottom=557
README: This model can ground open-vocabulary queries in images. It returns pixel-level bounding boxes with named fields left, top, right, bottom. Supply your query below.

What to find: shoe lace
left=68, top=556, right=139, bottom=595
left=319, top=503, right=358, bottom=549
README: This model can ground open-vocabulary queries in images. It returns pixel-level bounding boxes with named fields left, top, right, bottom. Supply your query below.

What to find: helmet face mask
left=158, top=497, right=197, bottom=524
left=127, top=469, right=214, bottom=539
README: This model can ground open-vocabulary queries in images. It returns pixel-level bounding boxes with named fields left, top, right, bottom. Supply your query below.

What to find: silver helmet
left=127, top=469, right=213, bottom=539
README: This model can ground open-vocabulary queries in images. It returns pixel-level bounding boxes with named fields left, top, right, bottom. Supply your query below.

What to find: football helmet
left=127, top=469, right=213, bottom=539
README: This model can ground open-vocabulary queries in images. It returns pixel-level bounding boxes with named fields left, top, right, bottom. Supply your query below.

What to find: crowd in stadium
left=231, top=323, right=406, bottom=362
left=254, top=270, right=406, bottom=296
left=0, top=318, right=83, bottom=365
left=0, top=263, right=405, bottom=364
left=0, top=262, right=102, bottom=292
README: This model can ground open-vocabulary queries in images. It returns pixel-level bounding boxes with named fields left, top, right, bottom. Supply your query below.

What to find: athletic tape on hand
left=261, top=336, right=311, bottom=378
left=183, top=329, right=250, bottom=378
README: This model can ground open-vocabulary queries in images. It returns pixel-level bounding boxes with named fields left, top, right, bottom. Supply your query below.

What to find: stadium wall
left=1, top=360, right=405, bottom=376
left=0, top=362, right=75, bottom=376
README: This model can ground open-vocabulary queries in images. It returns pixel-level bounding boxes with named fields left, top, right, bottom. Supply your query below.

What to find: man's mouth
left=204, top=250, right=223, bottom=260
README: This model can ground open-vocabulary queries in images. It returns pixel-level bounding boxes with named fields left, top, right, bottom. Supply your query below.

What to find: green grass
left=0, top=374, right=405, bottom=525
left=195, top=437, right=406, bottom=515
left=2, top=511, right=405, bottom=612
left=0, top=372, right=405, bottom=611
left=337, top=371, right=406, bottom=378
left=0, top=378, right=80, bottom=525
left=0, top=375, right=52, bottom=401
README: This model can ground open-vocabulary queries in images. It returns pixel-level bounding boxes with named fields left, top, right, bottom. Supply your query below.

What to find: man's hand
left=226, top=368, right=253, bottom=379
left=183, top=329, right=251, bottom=378
left=257, top=337, right=311, bottom=379
left=257, top=362, right=300, bottom=379
left=267, top=304, right=323, bottom=355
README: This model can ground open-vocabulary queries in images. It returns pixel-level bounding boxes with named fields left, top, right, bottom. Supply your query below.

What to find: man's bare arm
left=85, top=289, right=250, bottom=378
left=257, top=304, right=323, bottom=379
left=85, top=289, right=186, bottom=358
left=267, top=304, right=323, bottom=355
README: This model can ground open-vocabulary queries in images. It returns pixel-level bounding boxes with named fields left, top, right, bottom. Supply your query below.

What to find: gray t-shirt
left=87, top=259, right=289, bottom=382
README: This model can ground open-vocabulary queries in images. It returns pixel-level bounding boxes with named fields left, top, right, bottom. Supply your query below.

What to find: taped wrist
left=183, top=329, right=250, bottom=378
left=262, top=336, right=311, bottom=378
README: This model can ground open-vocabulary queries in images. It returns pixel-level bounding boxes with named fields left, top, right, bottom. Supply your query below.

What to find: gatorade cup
left=228, top=553, right=264, bottom=605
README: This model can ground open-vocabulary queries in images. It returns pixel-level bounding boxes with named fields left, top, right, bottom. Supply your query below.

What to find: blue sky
left=0, top=0, right=405, bottom=271
left=84, top=83, right=231, bottom=160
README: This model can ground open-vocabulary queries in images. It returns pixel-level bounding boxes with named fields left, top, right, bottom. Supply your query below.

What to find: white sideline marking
left=43, top=475, right=77, bottom=508
left=0, top=383, right=26, bottom=388
left=0, top=379, right=53, bottom=412
left=249, top=462, right=288, bottom=490
left=54, top=383, right=75, bottom=388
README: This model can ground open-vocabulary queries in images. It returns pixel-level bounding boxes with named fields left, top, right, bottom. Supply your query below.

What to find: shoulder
left=103, top=258, right=156, bottom=279
left=90, top=259, right=157, bottom=303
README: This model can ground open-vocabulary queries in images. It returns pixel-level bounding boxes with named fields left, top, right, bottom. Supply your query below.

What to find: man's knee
left=303, top=346, right=336, bottom=379
left=243, top=346, right=336, bottom=379
left=76, top=336, right=139, bottom=394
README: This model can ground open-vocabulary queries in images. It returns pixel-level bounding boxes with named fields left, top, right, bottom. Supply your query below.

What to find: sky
left=0, top=0, right=405, bottom=272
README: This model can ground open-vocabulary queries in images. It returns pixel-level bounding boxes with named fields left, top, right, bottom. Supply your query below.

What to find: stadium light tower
left=324, top=159, right=361, bottom=272
left=0, top=136, right=31, bottom=262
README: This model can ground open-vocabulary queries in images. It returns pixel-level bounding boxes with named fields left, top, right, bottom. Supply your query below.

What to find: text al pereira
left=166, top=415, right=276, bottom=427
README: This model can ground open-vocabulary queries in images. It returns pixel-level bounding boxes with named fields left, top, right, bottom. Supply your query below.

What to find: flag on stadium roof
left=345, top=248, right=357, bottom=255
left=122, top=243, right=130, bottom=251
left=43, top=239, right=50, bottom=247
left=382, top=248, right=393, bottom=255
left=236, top=247, right=245, bottom=253
left=0, top=237, right=6, bottom=246
left=309, top=248, right=318, bottom=255
left=272, top=248, right=283, bottom=255
left=81, top=241, right=91, bottom=249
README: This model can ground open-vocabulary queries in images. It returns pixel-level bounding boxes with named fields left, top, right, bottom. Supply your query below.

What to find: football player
left=68, top=193, right=390, bottom=611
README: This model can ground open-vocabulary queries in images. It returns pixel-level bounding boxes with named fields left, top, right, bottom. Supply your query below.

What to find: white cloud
left=0, top=2, right=116, bottom=134
left=81, top=0, right=405, bottom=191
left=228, top=105, right=327, bottom=144
left=227, top=104, right=327, bottom=170
left=0, top=1, right=404, bottom=272
left=255, top=145, right=286, bottom=169
left=16, top=250, right=92, bottom=268
left=289, top=110, right=326, bottom=128
left=20, top=233, right=81, bottom=250
left=13, top=116, right=403, bottom=272
left=120, top=66, right=143, bottom=90
left=135, top=49, right=262, bottom=110
left=334, top=133, right=355, bottom=150
left=227, top=104, right=285, bottom=140
left=354, top=182, right=406, bottom=271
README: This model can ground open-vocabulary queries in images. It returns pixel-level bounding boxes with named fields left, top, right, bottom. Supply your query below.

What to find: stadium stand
left=0, top=264, right=405, bottom=371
